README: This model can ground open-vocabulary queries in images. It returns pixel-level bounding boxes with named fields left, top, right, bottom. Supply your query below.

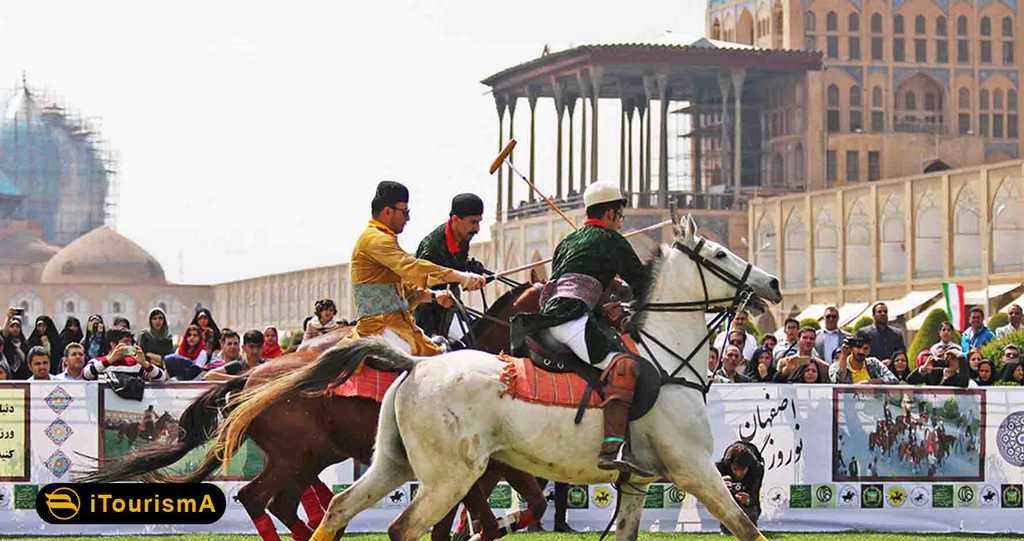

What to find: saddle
left=522, top=332, right=660, bottom=423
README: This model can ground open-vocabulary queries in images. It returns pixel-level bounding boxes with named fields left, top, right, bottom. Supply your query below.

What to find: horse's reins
left=630, top=238, right=755, bottom=399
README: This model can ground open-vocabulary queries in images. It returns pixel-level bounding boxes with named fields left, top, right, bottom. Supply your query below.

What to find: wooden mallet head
left=489, top=139, right=517, bottom=174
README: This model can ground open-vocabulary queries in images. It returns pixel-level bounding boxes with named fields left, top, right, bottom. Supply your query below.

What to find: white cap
left=583, top=181, right=625, bottom=208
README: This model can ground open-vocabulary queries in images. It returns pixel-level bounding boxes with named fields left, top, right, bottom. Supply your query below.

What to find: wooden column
left=506, top=94, right=517, bottom=211
left=552, top=78, right=567, bottom=199
left=626, top=100, right=635, bottom=202
left=527, top=86, right=539, bottom=203
left=657, top=74, right=671, bottom=207
left=731, top=68, right=747, bottom=204
left=636, top=99, right=646, bottom=200
left=493, top=94, right=507, bottom=221
left=567, top=97, right=576, bottom=195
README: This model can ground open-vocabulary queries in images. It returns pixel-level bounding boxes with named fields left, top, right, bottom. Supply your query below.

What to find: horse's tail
left=76, top=376, right=248, bottom=483
left=214, top=336, right=416, bottom=469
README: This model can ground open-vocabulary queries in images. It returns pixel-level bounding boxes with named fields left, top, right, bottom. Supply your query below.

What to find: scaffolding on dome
left=0, top=76, right=119, bottom=245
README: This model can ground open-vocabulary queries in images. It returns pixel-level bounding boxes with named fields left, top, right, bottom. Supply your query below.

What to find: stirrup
left=598, top=442, right=655, bottom=478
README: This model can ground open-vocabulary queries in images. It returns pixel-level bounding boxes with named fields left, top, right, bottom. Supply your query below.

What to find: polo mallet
left=489, top=138, right=578, bottom=230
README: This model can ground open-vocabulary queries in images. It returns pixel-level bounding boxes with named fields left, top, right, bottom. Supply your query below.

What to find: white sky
left=0, top=1, right=705, bottom=284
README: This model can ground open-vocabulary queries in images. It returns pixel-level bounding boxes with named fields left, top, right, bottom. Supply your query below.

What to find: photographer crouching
left=716, top=441, right=764, bottom=534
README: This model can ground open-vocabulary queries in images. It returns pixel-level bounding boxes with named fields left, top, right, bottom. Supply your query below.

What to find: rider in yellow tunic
left=345, top=181, right=486, bottom=355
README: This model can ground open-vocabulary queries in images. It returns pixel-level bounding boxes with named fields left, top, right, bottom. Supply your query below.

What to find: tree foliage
left=908, top=308, right=961, bottom=367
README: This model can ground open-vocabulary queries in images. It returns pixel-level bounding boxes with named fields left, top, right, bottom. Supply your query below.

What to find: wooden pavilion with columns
left=481, top=39, right=822, bottom=222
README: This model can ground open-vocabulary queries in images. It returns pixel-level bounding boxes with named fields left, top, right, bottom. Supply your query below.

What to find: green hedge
left=988, top=312, right=1009, bottom=332
left=843, top=316, right=873, bottom=334
left=980, top=328, right=1024, bottom=368
left=799, top=318, right=821, bottom=331
left=907, top=309, right=961, bottom=369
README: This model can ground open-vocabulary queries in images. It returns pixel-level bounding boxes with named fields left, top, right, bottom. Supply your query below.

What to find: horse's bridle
left=631, top=238, right=756, bottom=399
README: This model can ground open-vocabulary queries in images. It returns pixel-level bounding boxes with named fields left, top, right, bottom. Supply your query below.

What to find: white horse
left=229, top=217, right=780, bottom=541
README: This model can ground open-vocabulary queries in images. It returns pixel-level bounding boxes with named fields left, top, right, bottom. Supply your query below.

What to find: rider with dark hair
left=716, top=441, right=764, bottom=533
left=414, top=193, right=486, bottom=345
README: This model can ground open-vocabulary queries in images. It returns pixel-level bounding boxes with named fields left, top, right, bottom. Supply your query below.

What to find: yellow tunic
left=345, top=219, right=452, bottom=356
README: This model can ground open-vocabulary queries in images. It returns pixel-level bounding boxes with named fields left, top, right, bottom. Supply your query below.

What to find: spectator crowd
left=0, top=299, right=345, bottom=387
left=708, top=302, right=1024, bottom=388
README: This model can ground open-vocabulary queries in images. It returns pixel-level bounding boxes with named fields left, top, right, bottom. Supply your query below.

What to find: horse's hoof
left=310, top=527, right=334, bottom=541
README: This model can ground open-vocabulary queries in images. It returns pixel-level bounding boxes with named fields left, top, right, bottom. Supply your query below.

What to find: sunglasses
left=389, top=206, right=410, bottom=217
left=825, top=315, right=839, bottom=319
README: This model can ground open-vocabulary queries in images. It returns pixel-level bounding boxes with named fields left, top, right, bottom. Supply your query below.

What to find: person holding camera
left=715, top=441, right=764, bottom=534
left=906, top=346, right=970, bottom=387
left=829, top=333, right=898, bottom=385
left=83, top=329, right=167, bottom=398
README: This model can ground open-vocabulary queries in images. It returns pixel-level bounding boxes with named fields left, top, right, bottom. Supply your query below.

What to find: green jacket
left=511, top=223, right=647, bottom=363
left=413, top=221, right=472, bottom=337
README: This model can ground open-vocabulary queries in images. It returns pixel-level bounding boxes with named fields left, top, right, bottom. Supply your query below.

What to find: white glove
left=456, top=272, right=486, bottom=291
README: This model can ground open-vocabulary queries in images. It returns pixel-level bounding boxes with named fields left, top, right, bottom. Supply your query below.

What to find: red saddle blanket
left=331, top=364, right=402, bottom=403
left=497, top=353, right=602, bottom=409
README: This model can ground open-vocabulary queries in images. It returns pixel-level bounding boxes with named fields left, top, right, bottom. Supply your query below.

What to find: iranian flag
left=943, top=282, right=966, bottom=331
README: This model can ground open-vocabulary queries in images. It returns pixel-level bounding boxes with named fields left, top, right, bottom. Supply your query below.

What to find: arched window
left=905, top=91, right=917, bottom=110
left=813, top=206, right=839, bottom=286
left=793, top=144, right=805, bottom=185
left=993, top=177, right=1024, bottom=271
left=849, top=13, right=860, bottom=32
left=914, top=191, right=942, bottom=277
left=112, top=302, right=123, bottom=314
left=915, top=15, right=926, bottom=35
left=712, top=18, right=722, bottom=40
left=895, top=15, right=905, bottom=34
left=995, top=89, right=1004, bottom=109
left=772, top=154, right=785, bottom=185
left=805, top=11, right=816, bottom=33
left=871, top=13, right=883, bottom=33
left=850, top=86, right=862, bottom=108
left=828, top=84, right=840, bottom=107
left=880, top=194, right=907, bottom=281
left=953, top=186, right=982, bottom=276
left=937, top=16, right=948, bottom=36
left=158, top=302, right=167, bottom=312
left=755, top=216, right=778, bottom=276
left=982, top=16, right=992, bottom=36
left=1010, top=90, right=1018, bottom=111
left=957, top=15, right=968, bottom=36
left=959, top=87, right=970, bottom=109
left=1003, top=16, right=1014, bottom=37
left=845, top=199, right=872, bottom=284
left=65, top=301, right=75, bottom=313
left=925, top=92, right=937, bottom=111
left=872, top=86, right=883, bottom=107
left=783, top=209, right=807, bottom=289
left=981, top=89, right=990, bottom=110
left=827, top=11, right=838, bottom=32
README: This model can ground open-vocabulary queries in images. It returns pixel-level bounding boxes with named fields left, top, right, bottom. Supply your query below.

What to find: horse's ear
left=529, top=268, right=541, bottom=284
left=675, top=215, right=696, bottom=244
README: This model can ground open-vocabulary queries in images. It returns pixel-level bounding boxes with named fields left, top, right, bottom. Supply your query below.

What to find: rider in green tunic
left=414, top=193, right=485, bottom=342
left=511, top=181, right=653, bottom=477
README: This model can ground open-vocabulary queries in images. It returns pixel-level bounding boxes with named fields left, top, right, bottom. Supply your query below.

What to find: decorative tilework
left=44, top=386, right=72, bottom=415
left=44, top=449, right=71, bottom=479
left=44, top=419, right=73, bottom=447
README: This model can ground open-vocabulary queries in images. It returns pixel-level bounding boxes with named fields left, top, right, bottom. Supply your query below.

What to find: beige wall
left=750, top=159, right=1024, bottom=320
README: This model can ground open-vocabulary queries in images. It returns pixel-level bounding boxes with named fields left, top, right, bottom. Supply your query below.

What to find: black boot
left=597, top=400, right=655, bottom=478
left=552, top=483, right=579, bottom=533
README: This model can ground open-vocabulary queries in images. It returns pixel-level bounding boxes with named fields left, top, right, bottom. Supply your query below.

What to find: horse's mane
left=631, top=245, right=668, bottom=331
left=467, top=281, right=533, bottom=336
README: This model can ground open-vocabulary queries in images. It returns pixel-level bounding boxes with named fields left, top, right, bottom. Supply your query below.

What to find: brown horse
left=80, top=282, right=544, bottom=541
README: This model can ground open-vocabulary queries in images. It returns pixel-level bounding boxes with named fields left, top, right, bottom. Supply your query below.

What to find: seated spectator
left=861, top=302, right=905, bottom=365
left=707, top=346, right=720, bottom=379
left=205, top=329, right=242, bottom=371
left=974, top=359, right=998, bottom=387
left=915, top=321, right=961, bottom=368
left=889, top=350, right=911, bottom=383
left=54, top=342, right=86, bottom=380
left=815, top=306, right=847, bottom=363
left=773, top=318, right=800, bottom=361
left=1, top=314, right=28, bottom=380
left=205, top=330, right=265, bottom=381
left=716, top=441, right=764, bottom=534
left=191, top=308, right=221, bottom=352
left=745, top=347, right=776, bottom=382
left=83, top=329, right=167, bottom=392
left=996, top=304, right=1023, bottom=338
left=760, top=333, right=777, bottom=352
left=829, top=334, right=898, bottom=385
left=1001, top=361, right=1024, bottom=385
left=304, top=299, right=341, bottom=340
left=907, top=347, right=970, bottom=387
left=59, top=317, right=83, bottom=347
left=112, top=316, right=131, bottom=330
left=261, top=326, right=283, bottom=359
left=162, top=325, right=210, bottom=381
left=714, top=345, right=753, bottom=383
left=83, top=314, right=109, bottom=361
left=790, top=362, right=825, bottom=384
left=712, top=310, right=757, bottom=361
left=26, top=315, right=62, bottom=375
left=775, top=327, right=828, bottom=383
left=138, top=308, right=174, bottom=366
left=966, top=348, right=985, bottom=380
left=26, top=346, right=51, bottom=381
left=961, top=307, right=996, bottom=352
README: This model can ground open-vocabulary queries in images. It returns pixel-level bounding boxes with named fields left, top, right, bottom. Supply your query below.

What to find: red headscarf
left=261, top=326, right=283, bottom=359
left=176, top=324, right=206, bottom=361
